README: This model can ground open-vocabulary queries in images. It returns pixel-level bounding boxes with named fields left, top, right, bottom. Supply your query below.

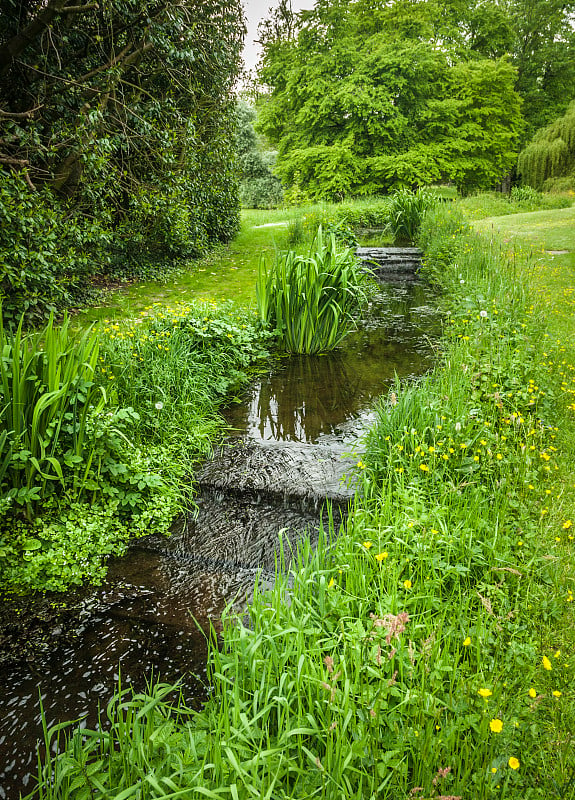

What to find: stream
left=0, top=249, right=440, bottom=799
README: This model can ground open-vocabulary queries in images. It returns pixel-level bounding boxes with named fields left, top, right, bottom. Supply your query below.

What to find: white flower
left=455, top=422, right=462, bottom=432
left=460, top=279, right=465, bottom=284
left=480, top=310, right=488, bottom=318
left=155, top=402, right=164, bottom=410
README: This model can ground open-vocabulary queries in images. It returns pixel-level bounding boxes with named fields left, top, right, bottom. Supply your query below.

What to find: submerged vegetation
left=29, top=199, right=575, bottom=798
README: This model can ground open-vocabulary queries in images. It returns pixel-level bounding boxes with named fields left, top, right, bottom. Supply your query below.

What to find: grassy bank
left=0, top=302, right=271, bottom=594
left=76, top=197, right=393, bottom=326
left=31, top=201, right=575, bottom=798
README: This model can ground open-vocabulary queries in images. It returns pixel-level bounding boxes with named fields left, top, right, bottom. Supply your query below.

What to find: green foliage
left=0, top=0, right=244, bottom=319
left=0, top=489, right=177, bottom=593
left=100, top=301, right=271, bottom=464
left=0, top=173, right=111, bottom=323
left=0, top=313, right=168, bottom=555
left=0, top=300, right=271, bottom=594
left=0, top=311, right=184, bottom=592
left=257, top=2, right=523, bottom=198
left=384, top=188, right=437, bottom=242
left=257, top=227, right=368, bottom=354
left=236, top=102, right=284, bottom=209
left=543, top=176, right=575, bottom=194
left=518, top=101, right=575, bottom=190
left=0, top=313, right=105, bottom=518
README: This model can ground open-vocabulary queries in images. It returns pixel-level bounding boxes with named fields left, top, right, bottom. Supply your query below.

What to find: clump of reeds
left=257, top=226, right=367, bottom=354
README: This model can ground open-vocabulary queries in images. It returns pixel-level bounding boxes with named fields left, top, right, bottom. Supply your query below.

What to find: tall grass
left=31, top=204, right=575, bottom=798
left=0, top=313, right=104, bottom=518
left=384, top=188, right=437, bottom=242
left=257, top=226, right=368, bottom=354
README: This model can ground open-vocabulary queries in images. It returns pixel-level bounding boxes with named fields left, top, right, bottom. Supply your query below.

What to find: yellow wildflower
left=489, top=719, right=503, bottom=733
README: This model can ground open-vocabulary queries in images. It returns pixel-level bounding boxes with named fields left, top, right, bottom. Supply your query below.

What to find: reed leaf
left=257, top=227, right=367, bottom=354
left=0, top=310, right=109, bottom=516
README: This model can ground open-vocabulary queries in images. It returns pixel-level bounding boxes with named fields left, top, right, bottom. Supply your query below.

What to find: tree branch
left=0, top=106, right=43, bottom=119
left=0, top=0, right=98, bottom=76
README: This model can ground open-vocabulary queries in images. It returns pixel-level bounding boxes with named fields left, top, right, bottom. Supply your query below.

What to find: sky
left=242, top=0, right=314, bottom=73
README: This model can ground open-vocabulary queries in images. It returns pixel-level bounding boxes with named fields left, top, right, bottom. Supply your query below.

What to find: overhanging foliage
left=0, top=0, right=245, bottom=320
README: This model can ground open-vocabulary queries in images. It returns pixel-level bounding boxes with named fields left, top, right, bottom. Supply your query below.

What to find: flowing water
left=0, top=250, right=440, bottom=799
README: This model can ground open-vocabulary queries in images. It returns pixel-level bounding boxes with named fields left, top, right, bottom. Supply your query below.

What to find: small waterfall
left=356, top=246, right=422, bottom=283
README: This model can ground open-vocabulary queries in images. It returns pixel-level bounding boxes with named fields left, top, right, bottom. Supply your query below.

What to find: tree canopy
left=256, top=0, right=575, bottom=199
left=256, top=0, right=524, bottom=198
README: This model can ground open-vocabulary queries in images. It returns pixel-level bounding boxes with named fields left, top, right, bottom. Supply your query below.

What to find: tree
left=461, top=0, right=575, bottom=141
left=236, top=102, right=283, bottom=208
left=257, top=0, right=522, bottom=198
left=518, top=101, right=575, bottom=189
left=0, top=0, right=246, bottom=319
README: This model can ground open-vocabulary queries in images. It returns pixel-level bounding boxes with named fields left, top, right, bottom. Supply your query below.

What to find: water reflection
left=225, top=283, right=439, bottom=444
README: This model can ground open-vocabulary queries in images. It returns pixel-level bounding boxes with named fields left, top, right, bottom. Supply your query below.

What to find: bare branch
left=0, top=106, right=43, bottom=119
left=61, top=3, right=99, bottom=12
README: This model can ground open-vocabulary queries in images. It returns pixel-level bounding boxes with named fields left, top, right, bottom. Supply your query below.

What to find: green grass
left=473, top=205, right=575, bottom=252
left=73, top=197, right=402, bottom=328
left=458, top=190, right=573, bottom=221
left=31, top=201, right=575, bottom=799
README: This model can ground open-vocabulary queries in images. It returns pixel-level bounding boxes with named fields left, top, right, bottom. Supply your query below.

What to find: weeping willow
left=518, top=101, right=575, bottom=189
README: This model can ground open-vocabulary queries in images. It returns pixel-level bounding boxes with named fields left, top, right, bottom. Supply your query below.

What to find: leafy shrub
left=0, top=311, right=178, bottom=521
left=100, top=301, right=271, bottom=465
left=0, top=172, right=111, bottom=324
left=257, top=227, right=368, bottom=354
left=240, top=174, right=285, bottom=209
left=542, top=175, right=575, bottom=193
left=0, top=312, right=183, bottom=592
left=301, top=198, right=391, bottom=240
left=509, top=185, right=540, bottom=205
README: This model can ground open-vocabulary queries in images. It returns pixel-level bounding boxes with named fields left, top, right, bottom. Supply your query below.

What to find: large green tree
left=518, top=101, right=575, bottom=189
left=0, top=0, right=245, bottom=318
left=257, top=0, right=522, bottom=198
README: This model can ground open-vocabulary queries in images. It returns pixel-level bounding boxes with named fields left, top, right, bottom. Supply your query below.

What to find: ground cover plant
left=0, top=313, right=180, bottom=592
left=30, top=201, right=575, bottom=798
left=0, top=302, right=271, bottom=595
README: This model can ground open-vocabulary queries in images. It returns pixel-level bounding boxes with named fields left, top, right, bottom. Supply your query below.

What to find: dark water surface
left=0, top=266, right=439, bottom=799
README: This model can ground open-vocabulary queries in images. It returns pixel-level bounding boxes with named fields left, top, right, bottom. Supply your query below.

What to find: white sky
left=242, top=0, right=315, bottom=73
